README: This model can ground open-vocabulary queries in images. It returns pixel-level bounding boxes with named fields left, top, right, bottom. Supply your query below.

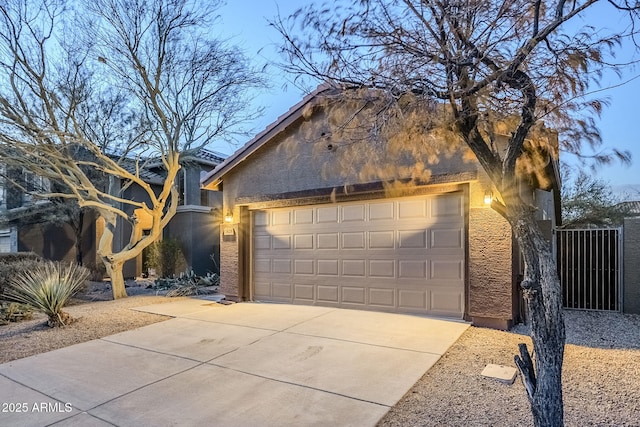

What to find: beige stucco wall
left=220, top=110, right=477, bottom=209
left=219, top=222, right=239, bottom=298
left=468, top=179, right=515, bottom=326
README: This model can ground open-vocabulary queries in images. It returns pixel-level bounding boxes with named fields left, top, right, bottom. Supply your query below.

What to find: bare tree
left=273, top=1, right=637, bottom=425
left=0, top=0, right=262, bottom=299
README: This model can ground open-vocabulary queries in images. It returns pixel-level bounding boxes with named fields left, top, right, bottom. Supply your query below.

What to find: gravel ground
left=0, top=280, right=176, bottom=364
left=379, top=310, right=640, bottom=426
left=1, top=283, right=639, bottom=426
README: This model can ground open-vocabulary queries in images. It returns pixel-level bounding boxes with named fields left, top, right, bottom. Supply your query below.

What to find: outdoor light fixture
left=484, top=191, right=493, bottom=205
left=224, top=209, right=233, bottom=223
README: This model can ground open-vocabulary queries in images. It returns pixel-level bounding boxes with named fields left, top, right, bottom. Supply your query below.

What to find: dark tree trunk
left=510, top=204, right=566, bottom=427
left=74, top=209, right=84, bottom=266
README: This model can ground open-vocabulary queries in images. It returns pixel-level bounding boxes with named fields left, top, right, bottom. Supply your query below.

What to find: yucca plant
left=5, top=262, right=89, bottom=327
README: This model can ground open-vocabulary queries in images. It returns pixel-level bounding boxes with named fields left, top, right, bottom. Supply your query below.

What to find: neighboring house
left=0, top=165, right=53, bottom=254
left=0, top=148, right=225, bottom=278
left=201, top=87, right=561, bottom=329
left=0, top=227, right=17, bottom=253
left=163, top=149, right=225, bottom=276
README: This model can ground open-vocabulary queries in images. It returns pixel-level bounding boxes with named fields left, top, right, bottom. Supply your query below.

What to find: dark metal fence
left=556, top=228, right=622, bottom=311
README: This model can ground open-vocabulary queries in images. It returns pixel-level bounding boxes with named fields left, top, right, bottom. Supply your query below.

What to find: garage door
left=0, top=229, right=13, bottom=253
left=252, top=193, right=466, bottom=317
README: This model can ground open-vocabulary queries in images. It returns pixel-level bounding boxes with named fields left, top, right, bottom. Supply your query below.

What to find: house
left=0, top=164, right=86, bottom=260
left=0, top=148, right=225, bottom=278
left=201, top=87, right=561, bottom=329
left=112, top=148, right=225, bottom=278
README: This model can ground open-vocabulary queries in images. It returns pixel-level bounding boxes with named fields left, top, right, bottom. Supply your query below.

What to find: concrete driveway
left=0, top=299, right=468, bottom=427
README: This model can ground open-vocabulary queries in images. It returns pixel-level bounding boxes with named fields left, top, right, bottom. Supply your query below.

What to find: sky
left=214, top=1, right=640, bottom=192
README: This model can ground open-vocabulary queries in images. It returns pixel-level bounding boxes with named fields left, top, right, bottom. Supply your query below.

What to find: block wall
left=624, top=218, right=640, bottom=314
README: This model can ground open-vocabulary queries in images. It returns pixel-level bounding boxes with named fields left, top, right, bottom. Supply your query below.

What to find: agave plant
left=5, top=262, right=89, bottom=327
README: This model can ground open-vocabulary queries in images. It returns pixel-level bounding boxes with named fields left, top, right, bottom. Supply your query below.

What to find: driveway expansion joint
left=204, top=361, right=391, bottom=409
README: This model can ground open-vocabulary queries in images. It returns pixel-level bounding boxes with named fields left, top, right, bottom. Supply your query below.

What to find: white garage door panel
left=252, top=193, right=465, bottom=317
left=0, top=236, right=11, bottom=253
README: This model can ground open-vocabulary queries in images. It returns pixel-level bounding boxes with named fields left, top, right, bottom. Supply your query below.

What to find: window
left=22, top=171, right=50, bottom=205
left=176, top=169, right=187, bottom=205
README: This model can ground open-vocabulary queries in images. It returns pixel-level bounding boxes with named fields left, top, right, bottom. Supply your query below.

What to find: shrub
left=4, top=262, right=90, bottom=327
left=84, top=261, right=107, bottom=282
left=0, top=252, right=43, bottom=299
left=154, top=269, right=220, bottom=297
left=145, top=238, right=187, bottom=278
left=0, top=252, right=42, bottom=263
left=0, top=302, right=33, bottom=325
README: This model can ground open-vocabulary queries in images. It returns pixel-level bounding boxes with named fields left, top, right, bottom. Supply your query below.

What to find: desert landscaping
left=1, top=280, right=639, bottom=426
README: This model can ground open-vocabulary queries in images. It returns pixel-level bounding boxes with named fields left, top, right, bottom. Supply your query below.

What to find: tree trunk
left=74, top=209, right=84, bottom=266
left=92, top=166, right=179, bottom=300
left=511, top=205, right=566, bottom=427
left=97, top=210, right=128, bottom=299
left=105, top=260, right=127, bottom=299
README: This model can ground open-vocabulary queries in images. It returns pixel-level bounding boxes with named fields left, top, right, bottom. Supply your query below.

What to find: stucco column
left=467, top=181, right=516, bottom=329
left=219, top=205, right=240, bottom=299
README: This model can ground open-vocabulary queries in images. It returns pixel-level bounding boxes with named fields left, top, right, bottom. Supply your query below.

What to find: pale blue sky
left=216, top=1, right=639, bottom=188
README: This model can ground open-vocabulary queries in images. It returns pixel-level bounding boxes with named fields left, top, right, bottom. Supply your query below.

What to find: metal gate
left=556, top=228, right=622, bottom=311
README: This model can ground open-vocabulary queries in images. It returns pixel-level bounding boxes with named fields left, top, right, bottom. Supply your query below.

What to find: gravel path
left=1, top=283, right=639, bottom=426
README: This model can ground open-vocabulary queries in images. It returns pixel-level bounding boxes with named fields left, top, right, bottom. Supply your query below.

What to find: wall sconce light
left=484, top=191, right=493, bottom=205
left=224, top=209, right=233, bottom=223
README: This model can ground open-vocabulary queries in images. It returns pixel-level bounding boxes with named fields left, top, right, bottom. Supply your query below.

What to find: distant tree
left=273, top=1, right=637, bottom=425
left=0, top=0, right=262, bottom=298
left=561, top=170, right=627, bottom=227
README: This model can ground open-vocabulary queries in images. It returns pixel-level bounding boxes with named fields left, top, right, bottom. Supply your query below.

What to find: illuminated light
left=484, top=191, right=492, bottom=205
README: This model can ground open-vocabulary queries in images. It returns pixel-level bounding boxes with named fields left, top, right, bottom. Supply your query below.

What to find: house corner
left=467, top=180, right=516, bottom=329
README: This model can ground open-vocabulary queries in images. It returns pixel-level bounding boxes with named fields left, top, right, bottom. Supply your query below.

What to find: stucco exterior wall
left=219, top=223, right=239, bottom=298
left=19, top=223, right=76, bottom=262
left=467, top=180, right=516, bottom=328
left=165, top=207, right=220, bottom=276
left=221, top=110, right=477, bottom=209
left=18, top=210, right=98, bottom=265
left=624, top=217, right=640, bottom=314
left=183, top=167, right=203, bottom=206
left=534, top=189, right=555, bottom=223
